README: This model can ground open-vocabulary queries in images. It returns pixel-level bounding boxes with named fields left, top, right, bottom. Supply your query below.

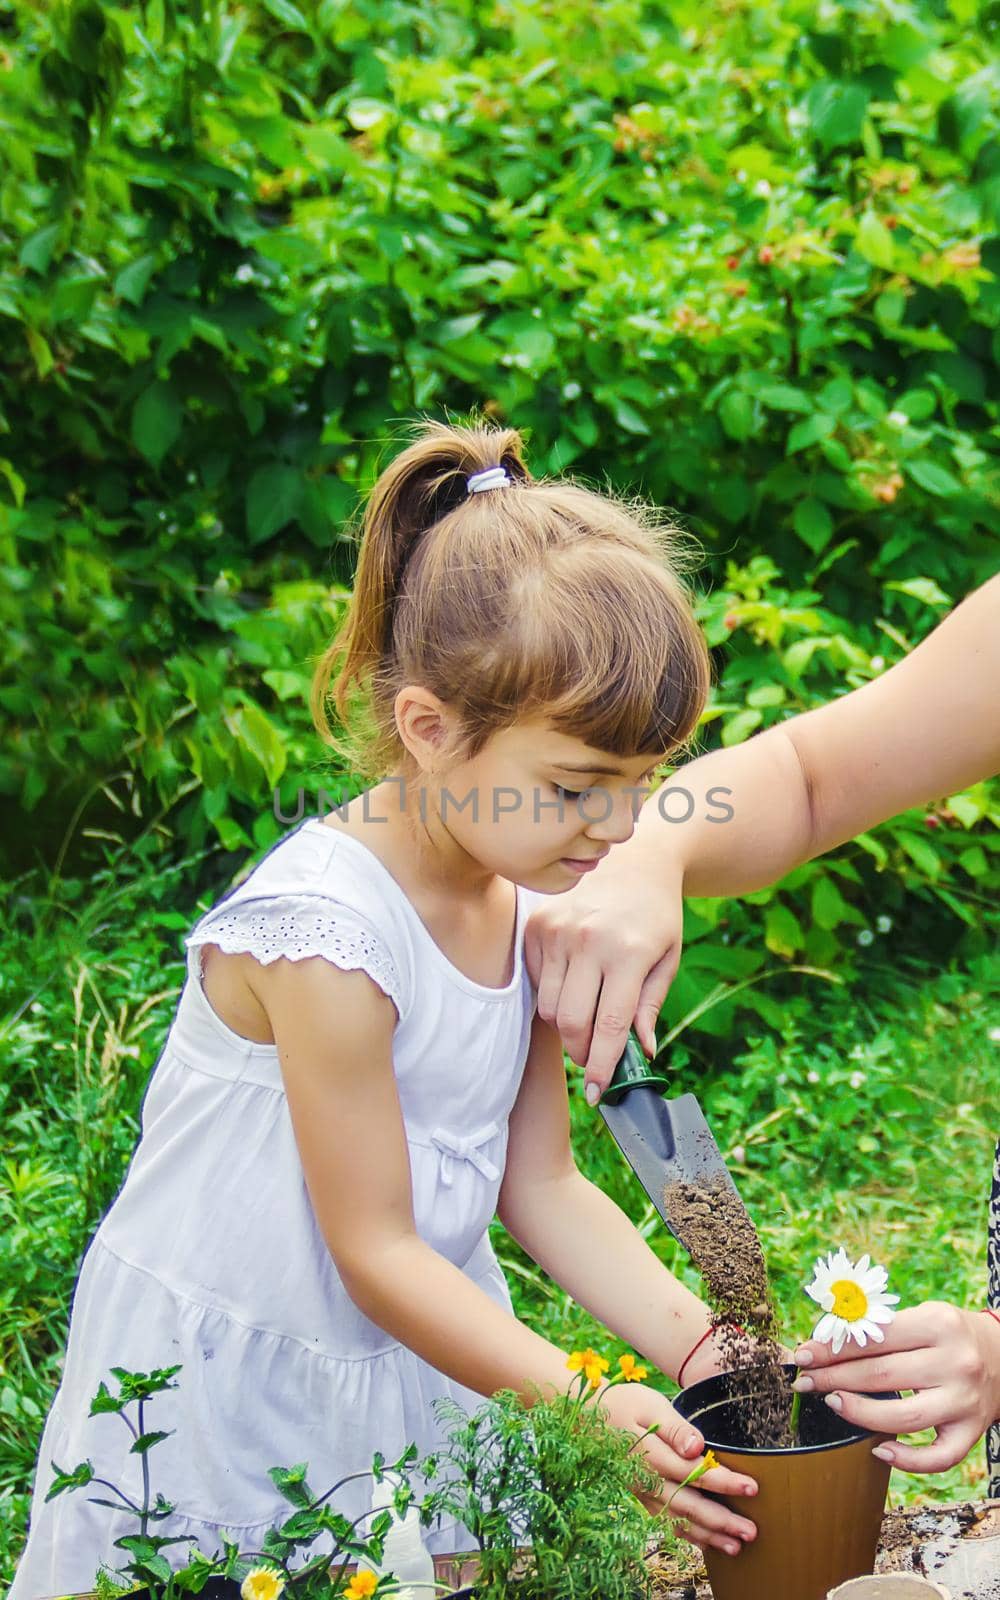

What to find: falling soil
left=664, top=1173, right=792, bottom=1447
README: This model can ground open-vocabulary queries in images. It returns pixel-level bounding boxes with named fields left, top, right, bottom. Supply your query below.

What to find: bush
left=1, top=0, right=997, bottom=986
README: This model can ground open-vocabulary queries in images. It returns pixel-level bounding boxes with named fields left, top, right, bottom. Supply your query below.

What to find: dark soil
left=663, top=1174, right=792, bottom=1446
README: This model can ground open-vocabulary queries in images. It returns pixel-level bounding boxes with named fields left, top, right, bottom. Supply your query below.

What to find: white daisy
left=803, top=1248, right=900, bottom=1354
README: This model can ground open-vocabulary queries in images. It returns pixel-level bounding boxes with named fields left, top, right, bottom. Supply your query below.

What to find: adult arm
left=525, top=573, right=1000, bottom=1093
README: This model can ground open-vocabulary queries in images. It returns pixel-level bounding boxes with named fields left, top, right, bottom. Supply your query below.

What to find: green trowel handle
left=601, top=1033, right=673, bottom=1106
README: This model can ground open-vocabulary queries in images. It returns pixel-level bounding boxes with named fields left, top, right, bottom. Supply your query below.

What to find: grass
left=1, top=838, right=997, bottom=1585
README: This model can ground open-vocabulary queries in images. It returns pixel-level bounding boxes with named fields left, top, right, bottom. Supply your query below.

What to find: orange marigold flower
left=618, top=1354, right=648, bottom=1382
left=344, top=1573, right=377, bottom=1600
left=568, top=1347, right=610, bottom=1388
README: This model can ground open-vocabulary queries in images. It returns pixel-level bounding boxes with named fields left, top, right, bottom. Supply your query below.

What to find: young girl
left=12, top=421, right=759, bottom=1597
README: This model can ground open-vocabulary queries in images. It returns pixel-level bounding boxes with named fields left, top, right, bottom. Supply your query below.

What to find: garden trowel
left=596, top=1032, right=752, bottom=1259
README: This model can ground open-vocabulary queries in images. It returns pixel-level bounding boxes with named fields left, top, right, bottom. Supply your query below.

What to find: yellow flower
left=666, top=1448, right=721, bottom=1509
left=344, top=1574, right=378, bottom=1600
left=567, top=1347, right=610, bottom=1389
left=617, top=1354, right=648, bottom=1383
left=241, top=1568, right=286, bottom=1600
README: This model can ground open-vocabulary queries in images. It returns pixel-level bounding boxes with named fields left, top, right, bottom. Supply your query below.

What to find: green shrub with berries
left=1, top=0, right=997, bottom=1013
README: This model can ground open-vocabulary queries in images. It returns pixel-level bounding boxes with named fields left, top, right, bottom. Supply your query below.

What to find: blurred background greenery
left=1, top=0, right=998, bottom=1580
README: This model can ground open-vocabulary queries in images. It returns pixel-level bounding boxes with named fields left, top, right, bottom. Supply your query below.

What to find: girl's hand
left=793, top=1301, right=1000, bottom=1472
left=597, top=1382, right=758, bottom=1558
left=523, top=853, right=684, bottom=1098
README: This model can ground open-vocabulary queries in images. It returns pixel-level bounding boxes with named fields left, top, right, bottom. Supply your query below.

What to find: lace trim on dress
left=185, top=896, right=405, bottom=1016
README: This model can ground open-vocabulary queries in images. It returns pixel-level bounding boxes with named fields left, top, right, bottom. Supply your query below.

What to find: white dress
left=12, top=818, right=546, bottom=1599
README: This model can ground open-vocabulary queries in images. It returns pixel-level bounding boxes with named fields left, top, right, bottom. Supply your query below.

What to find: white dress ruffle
left=12, top=819, right=544, bottom=1598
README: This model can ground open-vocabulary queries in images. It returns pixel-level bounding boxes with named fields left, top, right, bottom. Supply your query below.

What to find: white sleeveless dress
left=12, top=818, right=546, bottom=1599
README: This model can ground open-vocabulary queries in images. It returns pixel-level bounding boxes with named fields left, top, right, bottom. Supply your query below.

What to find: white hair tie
left=467, top=465, right=510, bottom=494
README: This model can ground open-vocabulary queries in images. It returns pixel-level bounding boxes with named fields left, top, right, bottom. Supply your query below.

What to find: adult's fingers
left=531, top=944, right=569, bottom=1038
left=872, top=1418, right=985, bottom=1474
left=795, top=1303, right=964, bottom=1371
left=582, top=942, right=681, bottom=1096
left=823, top=1386, right=957, bottom=1437
left=631, top=943, right=682, bottom=1060
left=547, top=950, right=614, bottom=1069
left=793, top=1347, right=940, bottom=1398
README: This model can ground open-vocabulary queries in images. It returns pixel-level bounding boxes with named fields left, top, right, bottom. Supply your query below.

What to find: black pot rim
left=674, top=1361, right=899, bottom=1457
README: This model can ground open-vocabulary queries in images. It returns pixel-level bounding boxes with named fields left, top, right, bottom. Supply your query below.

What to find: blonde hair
left=311, top=418, right=711, bottom=782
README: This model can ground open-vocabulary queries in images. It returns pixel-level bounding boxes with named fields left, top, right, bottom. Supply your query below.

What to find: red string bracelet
left=677, top=1328, right=714, bottom=1388
left=677, top=1321, right=750, bottom=1388
left=982, top=1308, right=1000, bottom=1331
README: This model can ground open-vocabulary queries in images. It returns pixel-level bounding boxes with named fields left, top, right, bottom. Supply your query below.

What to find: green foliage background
left=2, top=0, right=998, bottom=1025
left=1, top=0, right=999, bottom=1582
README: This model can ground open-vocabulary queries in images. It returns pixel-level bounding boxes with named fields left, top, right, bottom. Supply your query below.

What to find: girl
left=12, top=421, right=759, bottom=1598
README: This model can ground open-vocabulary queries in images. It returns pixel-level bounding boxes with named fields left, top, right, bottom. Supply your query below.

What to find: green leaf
left=19, top=222, right=63, bottom=275
left=786, top=414, right=835, bottom=455
left=24, top=326, right=54, bottom=377
left=246, top=464, right=302, bottom=545
left=346, top=98, right=393, bottom=130
left=886, top=578, right=951, bottom=607
left=793, top=498, right=834, bottom=553
left=811, top=875, right=849, bottom=931
left=959, top=845, right=988, bottom=877
left=0, top=459, right=27, bottom=508
left=757, top=383, right=812, bottom=413
left=765, top=903, right=803, bottom=958
left=261, top=0, right=309, bottom=27
left=131, top=383, right=182, bottom=468
left=609, top=397, right=650, bottom=436
left=130, top=1430, right=173, bottom=1454
left=45, top=1459, right=94, bottom=1502
left=115, top=253, right=159, bottom=306
left=855, top=211, right=895, bottom=270
left=904, top=460, right=963, bottom=498
left=898, top=831, right=942, bottom=877
left=718, top=390, right=754, bottom=441
left=721, top=708, right=763, bottom=747
left=230, top=701, right=287, bottom=786
left=805, top=81, right=870, bottom=152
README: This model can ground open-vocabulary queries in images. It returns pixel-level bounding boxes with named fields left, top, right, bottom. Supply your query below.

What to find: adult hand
left=792, top=1302, right=1000, bottom=1471
left=523, top=851, right=684, bottom=1099
left=598, top=1382, right=758, bottom=1557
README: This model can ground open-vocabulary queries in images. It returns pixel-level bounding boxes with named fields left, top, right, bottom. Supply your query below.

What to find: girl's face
left=422, top=712, right=665, bottom=893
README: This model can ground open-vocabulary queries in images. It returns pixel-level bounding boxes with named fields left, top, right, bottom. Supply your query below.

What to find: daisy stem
left=789, top=1388, right=802, bottom=1441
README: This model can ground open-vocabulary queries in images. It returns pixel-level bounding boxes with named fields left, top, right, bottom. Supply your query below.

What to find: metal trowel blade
left=597, top=1086, right=748, bottom=1257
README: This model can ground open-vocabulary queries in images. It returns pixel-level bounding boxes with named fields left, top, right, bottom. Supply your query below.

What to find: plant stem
left=790, top=1389, right=802, bottom=1440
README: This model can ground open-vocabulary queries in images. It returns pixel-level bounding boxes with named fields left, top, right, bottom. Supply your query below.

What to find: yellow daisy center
left=830, top=1279, right=868, bottom=1321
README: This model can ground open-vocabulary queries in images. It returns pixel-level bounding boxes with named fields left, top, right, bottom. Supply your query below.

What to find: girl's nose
left=582, top=786, right=638, bottom=847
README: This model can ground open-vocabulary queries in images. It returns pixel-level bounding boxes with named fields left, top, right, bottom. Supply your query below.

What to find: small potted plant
left=418, top=1349, right=692, bottom=1600
left=672, top=1248, right=902, bottom=1600
left=43, top=1364, right=435, bottom=1600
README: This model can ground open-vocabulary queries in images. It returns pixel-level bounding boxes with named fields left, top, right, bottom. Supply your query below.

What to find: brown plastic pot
left=674, top=1364, right=896, bottom=1600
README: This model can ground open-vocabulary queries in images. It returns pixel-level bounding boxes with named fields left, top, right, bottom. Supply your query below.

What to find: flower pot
left=673, top=1364, right=896, bottom=1600
left=828, top=1581, right=951, bottom=1598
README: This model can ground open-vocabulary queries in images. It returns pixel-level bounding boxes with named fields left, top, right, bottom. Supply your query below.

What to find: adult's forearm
left=343, top=1235, right=570, bottom=1403
left=636, top=572, right=1000, bottom=900
left=634, top=724, right=816, bottom=899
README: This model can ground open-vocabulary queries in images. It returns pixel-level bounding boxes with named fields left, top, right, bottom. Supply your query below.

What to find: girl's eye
left=552, top=783, right=585, bottom=801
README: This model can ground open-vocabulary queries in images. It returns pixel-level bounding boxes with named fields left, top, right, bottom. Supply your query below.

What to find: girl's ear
left=393, top=685, right=458, bottom=771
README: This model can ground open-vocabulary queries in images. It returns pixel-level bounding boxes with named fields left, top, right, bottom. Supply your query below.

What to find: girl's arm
left=498, top=1012, right=759, bottom=1558
left=255, top=953, right=573, bottom=1402
left=526, top=572, right=1000, bottom=1090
